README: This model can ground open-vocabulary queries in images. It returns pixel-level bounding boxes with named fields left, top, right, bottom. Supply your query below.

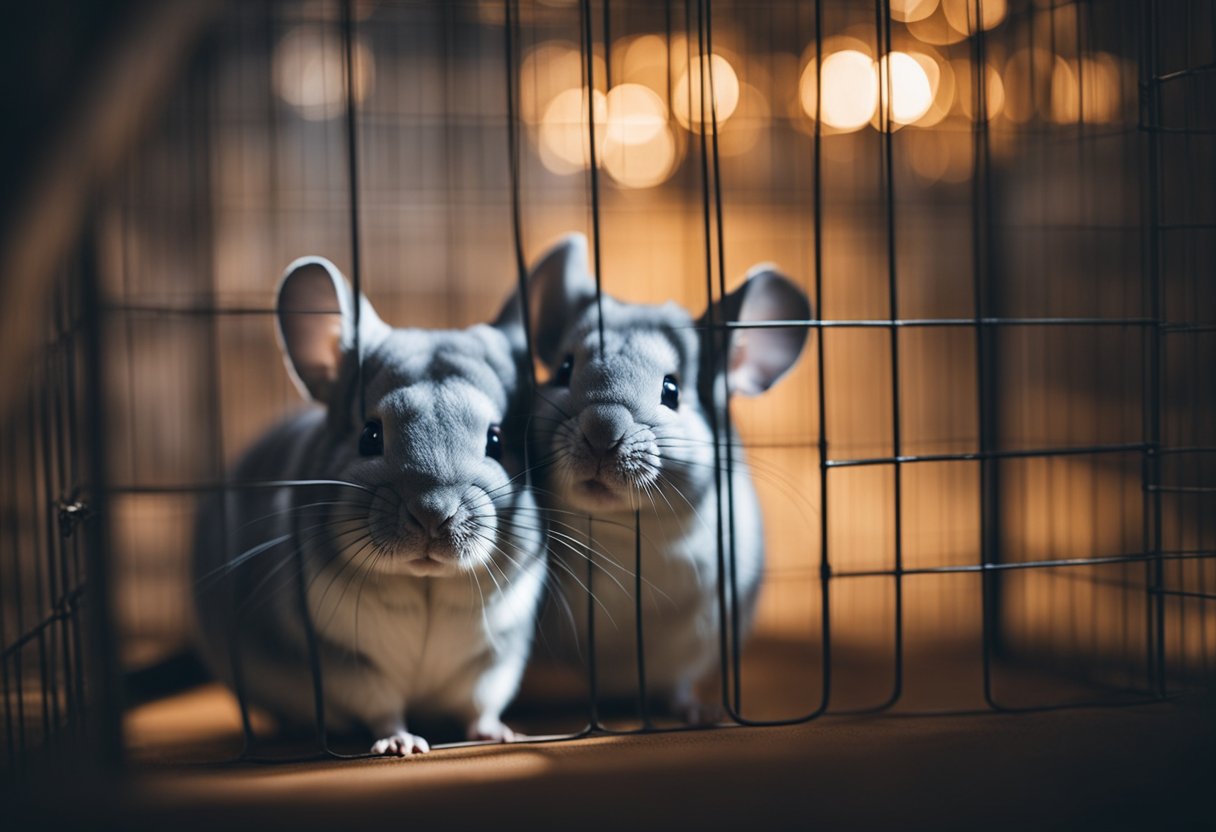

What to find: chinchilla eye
left=553, top=354, right=574, bottom=386
left=358, top=419, right=384, bottom=456
left=661, top=375, right=680, bottom=409
left=486, top=424, right=503, bottom=460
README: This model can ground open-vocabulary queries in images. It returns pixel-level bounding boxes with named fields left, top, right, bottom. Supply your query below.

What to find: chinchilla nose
left=406, top=491, right=463, bottom=538
left=579, top=404, right=634, bottom=455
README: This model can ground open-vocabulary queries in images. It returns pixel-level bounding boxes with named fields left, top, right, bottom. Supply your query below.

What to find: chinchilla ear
left=526, top=233, right=598, bottom=366
left=700, top=265, right=811, bottom=398
left=275, top=256, right=388, bottom=404
left=492, top=276, right=528, bottom=357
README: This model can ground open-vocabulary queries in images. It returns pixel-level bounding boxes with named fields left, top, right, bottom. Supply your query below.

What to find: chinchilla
left=525, top=233, right=809, bottom=721
left=192, top=256, right=545, bottom=755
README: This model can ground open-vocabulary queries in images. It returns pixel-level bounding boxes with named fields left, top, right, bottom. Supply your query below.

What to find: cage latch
left=57, top=497, right=91, bottom=539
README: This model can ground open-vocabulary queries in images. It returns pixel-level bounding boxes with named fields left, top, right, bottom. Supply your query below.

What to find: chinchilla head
left=276, top=257, right=530, bottom=578
left=527, top=234, right=810, bottom=515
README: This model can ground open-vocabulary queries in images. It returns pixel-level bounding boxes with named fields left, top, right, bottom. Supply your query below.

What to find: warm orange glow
left=520, top=42, right=608, bottom=126
left=1051, top=53, right=1125, bottom=124
left=1003, top=48, right=1057, bottom=124
left=603, top=124, right=678, bottom=189
left=719, top=82, right=770, bottom=157
left=800, top=50, right=879, bottom=132
left=879, top=52, right=934, bottom=125
left=910, top=49, right=954, bottom=127
left=907, top=5, right=968, bottom=46
left=273, top=26, right=374, bottom=121
left=605, top=83, right=667, bottom=147
left=620, top=34, right=670, bottom=93
left=905, top=126, right=972, bottom=184
left=538, top=87, right=607, bottom=174
left=941, top=0, right=1008, bottom=33
left=954, top=60, right=1006, bottom=122
left=890, top=0, right=940, bottom=24
left=672, top=53, right=741, bottom=132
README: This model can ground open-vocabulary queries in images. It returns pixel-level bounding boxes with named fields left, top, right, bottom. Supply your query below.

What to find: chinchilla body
left=526, top=234, right=810, bottom=718
left=193, top=257, right=544, bottom=754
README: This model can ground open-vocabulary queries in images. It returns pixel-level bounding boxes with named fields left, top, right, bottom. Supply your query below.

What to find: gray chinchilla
left=192, top=256, right=544, bottom=755
left=526, top=233, right=810, bottom=721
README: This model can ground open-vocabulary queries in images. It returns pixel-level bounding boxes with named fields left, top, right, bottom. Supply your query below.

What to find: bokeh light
left=605, top=83, right=667, bottom=147
left=890, top=0, right=940, bottom=24
left=520, top=42, right=605, bottom=125
left=619, top=34, right=670, bottom=93
left=1003, top=48, right=1059, bottom=124
left=817, top=50, right=879, bottom=131
left=603, top=125, right=678, bottom=189
left=910, top=49, right=955, bottom=127
left=954, top=60, right=1006, bottom=121
left=907, top=4, right=969, bottom=46
left=879, top=52, right=934, bottom=125
left=718, top=82, right=770, bottom=157
left=941, top=0, right=1008, bottom=33
left=273, top=26, right=375, bottom=120
left=672, top=53, right=741, bottom=132
left=538, top=87, right=607, bottom=174
left=1052, top=53, right=1124, bottom=124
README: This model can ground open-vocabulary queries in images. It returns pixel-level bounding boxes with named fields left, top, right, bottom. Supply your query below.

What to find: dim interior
left=2, top=0, right=1214, bottom=766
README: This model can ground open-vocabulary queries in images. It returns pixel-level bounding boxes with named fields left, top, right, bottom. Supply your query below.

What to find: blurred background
left=1, top=0, right=1214, bottom=764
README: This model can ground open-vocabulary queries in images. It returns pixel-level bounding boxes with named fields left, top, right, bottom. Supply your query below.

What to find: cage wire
left=1, top=0, right=1215, bottom=774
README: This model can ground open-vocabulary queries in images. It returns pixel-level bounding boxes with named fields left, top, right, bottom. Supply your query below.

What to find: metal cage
left=2, top=0, right=1214, bottom=777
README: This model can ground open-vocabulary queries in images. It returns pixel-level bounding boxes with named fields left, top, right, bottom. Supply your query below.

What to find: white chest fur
left=307, top=552, right=545, bottom=716
left=546, top=469, right=764, bottom=700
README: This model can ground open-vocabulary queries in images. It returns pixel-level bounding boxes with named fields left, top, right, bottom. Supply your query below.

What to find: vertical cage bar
left=578, top=0, right=604, bottom=730
left=691, top=0, right=732, bottom=719
left=875, top=0, right=904, bottom=712
left=1, top=423, right=16, bottom=768
left=80, top=216, right=123, bottom=771
left=813, top=0, right=831, bottom=720
left=502, top=0, right=538, bottom=389
left=1139, top=0, right=1167, bottom=697
left=970, top=0, right=1004, bottom=709
left=703, top=0, right=746, bottom=720
left=343, top=0, right=366, bottom=424
left=5, top=417, right=28, bottom=762
left=27, top=364, right=51, bottom=740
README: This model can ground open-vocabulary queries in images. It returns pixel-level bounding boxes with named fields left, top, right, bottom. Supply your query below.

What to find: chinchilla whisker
left=243, top=524, right=371, bottom=618
left=232, top=499, right=371, bottom=533
left=499, top=509, right=671, bottom=579
left=513, top=502, right=648, bottom=535
left=234, top=526, right=373, bottom=618
left=536, top=546, right=616, bottom=627
left=480, top=545, right=507, bottom=596
left=489, top=450, right=565, bottom=490
left=650, top=430, right=752, bottom=450
left=651, top=467, right=713, bottom=540
left=639, top=466, right=687, bottom=533
left=230, top=478, right=378, bottom=496
left=657, top=452, right=822, bottom=521
left=492, top=517, right=659, bottom=599
left=353, top=545, right=391, bottom=655
left=318, top=537, right=380, bottom=633
left=497, top=513, right=654, bottom=574
left=479, top=519, right=618, bottom=614
left=320, top=537, right=400, bottom=643
left=196, top=516, right=366, bottom=589
left=313, top=534, right=386, bottom=625
left=540, top=571, right=578, bottom=653
left=473, top=458, right=562, bottom=508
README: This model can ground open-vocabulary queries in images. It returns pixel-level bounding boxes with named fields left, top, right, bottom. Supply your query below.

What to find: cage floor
left=11, top=638, right=1215, bottom=830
